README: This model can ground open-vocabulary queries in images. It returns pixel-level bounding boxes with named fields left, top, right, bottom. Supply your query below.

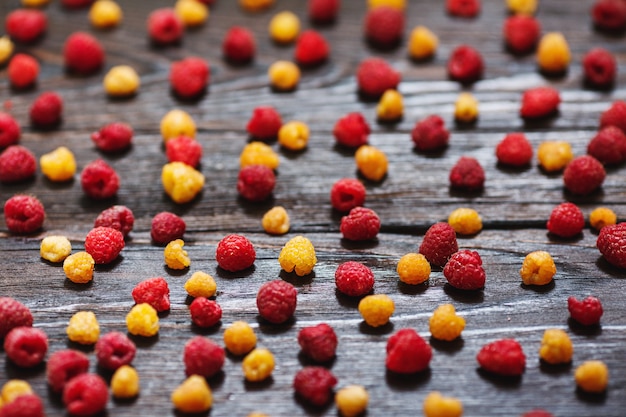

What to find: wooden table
left=1, top=0, right=625, bottom=415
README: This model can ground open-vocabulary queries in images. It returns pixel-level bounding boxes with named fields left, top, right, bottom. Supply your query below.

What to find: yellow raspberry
left=161, top=162, right=205, bottom=204
left=454, top=92, right=479, bottom=123
left=520, top=250, right=556, bottom=286
left=223, top=321, right=257, bottom=356
left=66, top=311, right=100, bottom=345
left=63, top=251, right=95, bottom=284
left=358, top=294, right=395, bottom=327
left=171, top=375, right=212, bottom=413
left=368, top=0, right=406, bottom=9
left=103, top=65, right=140, bottom=97
left=160, top=109, right=197, bottom=142
left=40, top=146, right=77, bottom=182
left=269, top=11, right=300, bottom=44
left=239, top=0, right=274, bottom=12
left=278, top=235, right=317, bottom=276
left=21, top=0, right=50, bottom=6
left=262, top=206, right=290, bottom=235
left=335, top=385, right=369, bottom=417
left=242, top=348, right=275, bottom=382
left=429, top=304, right=465, bottom=342
left=240, top=141, right=280, bottom=169
left=40, top=235, right=72, bottom=263
left=89, top=0, right=123, bottom=29
left=278, top=121, right=309, bottom=151
left=247, top=414, right=270, bottom=417
left=1, top=380, right=32, bottom=404
left=268, top=60, right=300, bottom=91
left=397, top=253, right=431, bottom=285
left=448, top=207, right=482, bottom=235
left=506, top=0, right=537, bottom=15
left=575, top=360, right=609, bottom=393
left=126, top=303, right=159, bottom=337
left=539, top=328, right=573, bottom=365
left=537, top=32, right=571, bottom=74
left=0, top=36, right=15, bottom=65
left=355, top=145, right=388, bottom=182
left=423, top=391, right=463, bottom=417
left=537, top=140, right=573, bottom=172
left=408, top=26, right=438, bottom=60
left=184, top=271, right=217, bottom=298
left=111, top=365, right=140, bottom=399
left=589, top=207, right=617, bottom=231
left=376, top=89, right=403, bottom=122
left=164, top=239, right=191, bottom=270
left=175, top=0, right=209, bottom=27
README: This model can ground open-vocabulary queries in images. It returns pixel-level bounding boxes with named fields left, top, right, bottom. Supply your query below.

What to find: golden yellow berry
left=269, top=11, right=300, bottom=44
left=223, top=321, right=257, bottom=356
left=537, top=32, right=571, bottom=74
left=0, top=36, right=15, bottom=65
left=164, top=239, right=191, bottom=270
left=368, top=0, right=406, bottom=9
left=89, top=0, right=123, bottom=29
left=397, top=253, right=431, bottom=285
left=40, top=146, right=77, bottom=182
left=184, top=271, right=217, bottom=298
left=262, top=206, right=290, bottom=235
left=539, top=328, right=573, bottom=365
left=278, top=121, right=309, bottom=151
left=376, top=89, right=404, bottom=122
left=21, top=0, right=50, bottom=6
left=355, top=145, right=388, bottom=182
left=175, top=0, right=209, bottom=27
left=161, top=162, right=205, bottom=204
left=247, top=413, right=270, bottom=417
left=278, top=235, right=317, bottom=276
left=240, top=141, right=280, bottom=169
left=171, top=375, right=212, bottom=413
left=239, top=0, right=274, bottom=12
left=454, top=92, right=479, bottom=123
left=520, top=250, right=556, bottom=286
left=103, top=65, right=140, bottom=97
left=1, top=380, right=32, bottom=404
left=575, top=360, right=609, bottom=393
left=40, top=235, right=72, bottom=263
left=429, top=304, right=465, bottom=342
left=423, top=391, right=463, bottom=417
left=111, top=365, right=140, bottom=399
left=507, top=0, right=537, bottom=15
left=335, top=385, right=369, bottom=417
left=448, top=207, right=483, bottom=235
left=242, top=348, right=275, bottom=382
left=63, top=251, right=95, bottom=284
left=589, top=207, right=617, bottom=231
left=126, top=303, right=159, bottom=337
left=66, top=311, right=100, bottom=345
left=160, top=109, right=197, bottom=142
left=408, top=26, right=438, bottom=60
left=268, top=60, right=300, bottom=91
left=358, top=294, right=395, bottom=327
left=537, top=141, right=573, bottom=172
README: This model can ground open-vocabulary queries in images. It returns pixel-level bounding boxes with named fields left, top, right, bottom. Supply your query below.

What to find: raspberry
left=262, top=205, right=290, bottom=235
left=30, top=91, right=63, bottom=128
left=453, top=92, right=478, bottom=123
left=0, top=393, right=44, bottom=417
left=386, top=328, right=432, bottom=374
left=94, top=205, right=134, bottom=237
left=589, top=207, right=617, bottom=231
left=147, top=8, right=184, bottom=45
left=84, top=226, right=125, bottom=264
left=335, top=261, right=375, bottom=297
left=575, top=360, right=609, bottom=393
left=80, top=159, right=120, bottom=199
left=0, top=145, right=36, bottom=183
left=4, top=327, right=48, bottom=368
left=308, top=0, right=340, bottom=23
left=537, top=140, right=573, bottom=172
left=91, top=122, right=133, bottom=152
left=183, top=336, right=225, bottom=378
left=539, top=328, right=572, bottom=364
left=256, top=279, right=297, bottom=324
left=237, top=164, right=276, bottom=202
left=103, top=65, right=140, bottom=97
left=5, top=9, right=47, bottom=44
left=568, top=296, right=603, bottom=326
left=520, top=86, right=560, bottom=119
left=599, top=100, right=626, bottom=133
left=0, top=112, right=20, bottom=148
left=397, top=253, right=431, bottom=285
left=89, top=0, right=123, bottom=29
left=151, top=211, right=186, bottom=244
left=63, top=374, right=108, bottom=417
left=356, top=57, right=401, bottom=98
left=171, top=375, right=213, bottom=413
left=223, top=321, right=257, bottom=356
left=446, top=0, right=480, bottom=17
left=359, top=294, right=395, bottom=327
left=46, top=349, right=90, bottom=393
left=298, top=323, right=338, bottom=362
left=293, top=367, right=337, bottom=406
left=536, top=32, right=571, bottom=74
left=587, top=126, right=626, bottom=165
left=126, top=303, right=159, bottom=337
left=8, top=53, right=39, bottom=89
left=0, top=298, right=33, bottom=339
left=449, top=156, right=485, bottom=191
left=476, top=339, right=526, bottom=376
left=164, top=239, right=190, bottom=270
left=95, top=331, right=136, bottom=371
left=330, top=178, right=366, bottom=212
left=216, top=234, right=256, bottom=272
left=110, top=365, right=140, bottom=399
left=132, top=277, right=170, bottom=312
left=364, top=6, right=404, bottom=48
left=447, top=45, right=483, bottom=84
left=294, top=30, right=329, bottom=67
left=278, top=235, right=317, bottom=276
left=582, top=48, right=617, bottom=88
left=423, top=392, right=463, bottom=417
left=63, top=32, right=104, bottom=76
left=591, top=0, right=626, bottom=32
left=443, top=250, right=486, bottom=290
left=62, top=0, right=94, bottom=8
left=246, top=106, right=282, bottom=140
left=335, top=385, right=369, bottom=417
left=189, top=297, right=222, bottom=328
left=546, top=202, right=584, bottom=238
left=165, top=135, right=202, bottom=167
left=66, top=311, right=100, bottom=345
left=411, top=115, right=450, bottom=152
left=170, top=56, right=210, bottom=99
left=3, top=195, right=45, bottom=234
left=63, top=252, right=95, bottom=284
left=563, top=155, right=605, bottom=195
left=429, top=304, right=465, bottom=341
left=333, top=112, right=370, bottom=148
left=521, top=411, right=554, bottom=417
left=597, top=222, right=626, bottom=269
left=340, top=207, right=380, bottom=241
left=503, top=15, right=541, bottom=55
left=269, top=11, right=301, bottom=44
left=520, top=250, right=556, bottom=286
left=419, top=222, right=458, bottom=267
left=408, top=26, right=438, bottom=61
left=268, top=60, right=301, bottom=91
left=222, top=26, right=256, bottom=64
left=495, top=132, right=533, bottom=167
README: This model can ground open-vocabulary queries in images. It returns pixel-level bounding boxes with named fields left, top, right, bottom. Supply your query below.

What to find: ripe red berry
left=84, top=226, right=125, bottom=264
left=3, top=194, right=45, bottom=234
left=184, top=336, right=225, bottom=378
left=449, top=156, right=485, bottom=191
left=216, top=234, right=256, bottom=272
left=256, top=279, right=298, bottom=324
left=386, top=328, right=432, bottom=374
left=151, top=211, right=186, bottom=245
left=95, top=331, right=136, bottom=371
left=5, top=9, right=47, bottom=43
left=80, top=159, right=120, bottom=199
left=0, top=393, right=44, bottom=417
left=189, top=297, right=222, bottom=328
left=334, top=261, right=375, bottom=297
left=563, top=155, right=606, bottom=195
left=237, top=164, right=276, bottom=202
left=477, top=338, right=526, bottom=376
left=495, top=132, right=533, bottom=167
left=597, top=222, right=626, bottom=269
left=547, top=202, right=584, bottom=238
left=62, top=0, right=94, bottom=8
left=599, top=100, right=626, bottom=134
left=63, top=373, right=108, bottom=417
left=583, top=47, right=617, bottom=88
left=4, top=326, right=48, bottom=368
left=246, top=106, right=282, bottom=140
left=170, top=56, right=210, bottom=99
left=46, top=349, right=90, bottom=393
left=340, top=206, right=381, bottom=241
left=446, top=0, right=480, bottom=17
left=364, top=6, right=404, bottom=48
left=333, top=112, right=370, bottom=148
left=443, top=249, right=486, bottom=290
left=356, top=57, right=401, bottom=98
left=503, top=15, right=541, bottom=55
left=448, top=45, right=483, bottom=84
left=30, top=91, right=63, bottom=128
left=521, top=410, right=554, bottom=417
left=411, top=115, right=450, bottom=152
left=568, top=296, right=603, bottom=326
left=63, top=32, right=105, bottom=75
left=95, top=205, right=134, bottom=237
left=0, top=145, right=36, bottom=183
left=308, top=0, right=340, bottom=24
left=419, top=222, right=458, bottom=267
left=147, top=8, right=184, bottom=45
left=0, top=297, right=33, bottom=339
left=587, top=126, right=626, bottom=165
left=222, top=26, right=256, bottom=64
left=294, top=30, right=330, bottom=67
left=132, top=277, right=170, bottom=312
left=0, top=112, right=21, bottom=148
left=591, top=0, right=626, bottom=32
left=520, top=86, right=560, bottom=119
left=91, top=122, right=133, bottom=152
left=330, top=178, right=366, bottom=212
left=166, top=135, right=202, bottom=167
left=8, top=53, right=39, bottom=89
left=298, top=323, right=338, bottom=363
left=293, top=367, right=337, bottom=406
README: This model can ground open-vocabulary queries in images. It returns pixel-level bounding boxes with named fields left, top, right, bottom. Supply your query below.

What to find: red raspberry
left=62, top=373, right=108, bottom=417
left=184, top=336, right=225, bottom=378
left=386, top=328, right=432, bottom=374
left=5, top=9, right=47, bottom=44
left=521, top=410, right=554, bottom=417
left=94, top=331, right=136, bottom=371
left=165, top=135, right=202, bottom=167
left=340, top=207, right=380, bottom=241
left=132, top=277, right=170, bottom=312
left=0, top=112, right=21, bottom=148
left=333, top=112, right=370, bottom=148
left=147, top=8, right=184, bottom=45
left=294, top=30, right=330, bottom=67
left=568, top=296, right=603, bottom=326
left=80, top=159, right=120, bottom=199
left=308, top=0, right=340, bottom=24
left=3, top=195, right=45, bottom=234
left=30, top=91, right=63, bottom=128
left=0, top=297, right=33, bottom=339
left=520, top=86, right=560, bottom=119
left=46, top=349, right=90, bottom=393
left=151, top=211, right=186, bottom=245
left=216, top=234, right=256, bottom=272
left=170, top=57, right=210, bottom=99
left=94, top=205, right=134, bottom=237
left=298, top=323, right=338, bottom=363
left=582, top=48, right=617, bottom=88
left=222, top=26, right=256, bottom=64
left=334, top=261, right=375, bottom=297
left=84, top=226, right=125, bottom=264
left=449, top=156, right=485, bottom=191
left=330, top=178, right=366, bottom=212
left=591, top=0, right=626, bottom=32
left=443, top=249, right=486, bottom=290
left=4, top=326, right=48, bottom=368
left=256, top=279, right=297, bottom=324
left=599, top=100, right=626, bottom=134
left=476, top=338, right=526, bottom=376
left=61, top=0, right=94, bottom=8
left=356, top=57, right=401, bottom=99
left=364, top=6, right=404, bottom=48
left=563, top=155, right=605, bottom=195
left=0, top=393, right=44, bottom=417
left=448, top=45, right=483, bottom=84
left=419, top=222, right=458, bottom=267
left=91, top=122, right=133, bottom=152
left=503, top=15, right=541, bottom=55
left=237, top=164, right=276, bottom=202
left=246, top=106, right=282, bottom=140
left=587, top=126, right=626, bottom=165
left=8, top=53, right=40, bottom=89
left=446, top=0, right=481, bottom=17
left=189, top=297, right=222, bottom=328
left=411, top=115, right=450, bottom=152
left=293, top=367, right=337, bottom=407
left=597, top=222, right=626, bottom=269
left=63, top=32, right=104, bottom=76
left=495, top=132, right=533, bottom=167
left=0, top=145, right=36, bottom=183
left=546, top=202, right=584, bottom=238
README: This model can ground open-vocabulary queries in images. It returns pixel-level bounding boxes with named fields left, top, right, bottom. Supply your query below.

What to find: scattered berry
left=335, top=261, right=375, bottom=297
left=256, top=279, right=297, bottom=324
left=364, top=6, right=404, bottom=48
left=340, top=207, right=380, bottom=241
left=358, top=294, right=395, bottom=327
left=30, top=91, right=63, bottom=128
left=0, top=112, right=20, bottom=148
left=563, top=155, right=605, bottom=195
left=0, top=35, right=13, bottom=65
left=589, top=207, right=617, bottom=231
left=84, top=226, right=125, bottom=264
left=583, top=47, right=617, bottom=88
left=333, top=112, right=370, bottom=148
left=268, top=60, right=300, bottom=91
left=298, top=323, right=338, bottom=362
left=151, top=212, right=186, bottom=245
left=132, top=277, right=170, bottom=312
left=222, top=26, right=256, bottom=63
left=237, top=164, right=276, bottom=202
left=443, top=249, right=486, bottom=290
left=66, top=311, right=100, bottom=345
left=446, top=0, right=480, bottom=17
left=164, top=238, right=190, bottom=270
left=397, top=253, right=431, bottom=285
left=0, top=393, right=44, bottom=417
left=454, top=92, right=478, bottom=123
left=591, top=0, right=626, bottom=32
left=448, top=207, right=482, bottom=235
left=4, top=327, right=47, bottom=368
left=171, top=375, right=213, bottom=413
left=246, top=106, right=282, bottom=140
left=495, top=132, right=533, bottom=166
left=587, top=126, right=626, bottom=165
left=335, top=385, right=369, bottom=417
left=5, top=9, right=47, bottom=43
left=63, top=252, right=95, bottom=284
left=8, top=53, right=39, bottom=89
left=547, top=202, right=584, bottom=238
left=408, top=25, right=438, bottom=60
left=40, top=146, right=76, bottom=182
left=239, top=0, right=274, bottom=12
left=597, top=222, right=626, bottom=269
left=95, top=331, right=136, bottom=371
left=355, top=144, right=388, bottom=181
left=429, top=304, right=465, bottom=341
left=189, top=297, right=222, bottom=328
left=519, top=250, right=556, bottom=286
left=91, top=122, right=133, bottom=152
left=184, top=336, right=225, bottom=378
left=175, top=0, right=209, bottom=27
left=568, top=296, right=603, bottom=326
left=63, top=32, right=104, bottom=75
left=449, top=156, right=485, bottom=191
left=294, top=30, right=329, bottom=66
left=40, top=235, right=72, bottom=263
left=126, top=303, right=159, bottom=337
left=63, top=374, right=108, bottom=417
left=0, top=145, right=36, bottom=183
left=575, top=360, right=609, bottom=393
left=278, top=235, right=317, bottom=276
left=377, top=89, right=404, bottom=122
left=269, top=11, right=300, bottom=44
left=184, top=271, right=217, bottom=298
left=278, top=120, right=309, bottom=151
left=3, top=194, right=45, bottom=234
left=216, top=234, right=256, bottom=272
left=293, top=367, right=337, bottom=406
left=103, top=65, right=140, bottom=97
left=308, top=0, right=340, bottom=23
left=1, top=379, right=34, bottom=403
left=537, top=140, right=573, bottom=172
left=170, top=56, right=210, bottom=99
left=503, top=15, right=540, bottom=55
left=161, top=109, right=197, bottom=141
left=536, top=32, right=571, bottom=74
left=411, top=115, right=449, bottom=152
left=147, top=8, right=184, bottom=45
left=419, top=222, right=458, bottom=267
left=506, top=0, right=538, bottom=14
left=521, top=410, right=554, bottom=417
left=520, top=86, right=560, bottom=119
left=89, top=0, right=123, bottom=29
left=262, top=206, right=290, bottom=235
left=111, top=365, right=140, bottom=399
left=223, top=321, right=257, bottom=356
left=62, top=0, right=94, bottom=8
left=165, top=135, right=202, bottom=167
left=423, top=391, right=463, bottom=417
left=477, top=339, right=526, bottom=376
left=599, top=100, right=626, bottom=134
left=161, top=161, right=205, bottom=203
left=46, top=349, right=90, bottom=393
left=356, top=57, right=401, bottom=98
left=242, top=348, right=275, bottom=382
left=330, top=178, right=366, bottom=212
left=539, top=328, right=573, bottom=364
left=448, top=45, right=483, bottom=84
left=386, top=328, right=432, bottom=374
left=95, top=205, right=134, bottom=237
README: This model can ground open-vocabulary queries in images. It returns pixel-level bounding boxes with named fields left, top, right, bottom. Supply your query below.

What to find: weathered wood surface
left=1, top=0, right=626, bottom=416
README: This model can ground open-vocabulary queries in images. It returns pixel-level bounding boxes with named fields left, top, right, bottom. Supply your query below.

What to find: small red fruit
left=546, top=202, right=585, bottom=238
left=256, top=279, right=298, bottom=324
left=587, top=126, right=626, bottom=165
left=495, top=132, right=533, bottom=167
left=165, top=136, right=203, bottom=167
left=446, top=0, right=481, bottom=17
left=582, top=47, right=617, bottom=88
left=386, top=328, right=432, bottom=374
left=443, top=249, right=486, bottom=290
left=3, top=194, right=45, bottom=234
left=419, top=222, right=458, bottom=267
left=215, top=234, right=256, bottom=272
left=147, top=8, right=184, bottom=45
left=80, top=159, right=120, bottom=199
left=84, top=226, right=125, bottom=264
left=340, top=207, right=380, bottom=241
left=364, top=6, right=404, bottom=48
left=520, top=87, right=560, bottom=119
left=132, top=277, right=170, bottom=312
left=8, top=53, right=39, bottom=89
left=91, top=122, right=133, bottom=152
left=477, top=338, right=526, bottom=376
left=308, top=0, right=340, bottom=24
left=597, top=222, right=626, bottom=269
left=169, top=56, right=210, bottom=99
left=503, top=15, right=541, bottom=55
left=334, top=261, right=375, bottom=297
left=333, top=112, right=370, bottom=148
left=449, top=156, right=485, bottom=191
left=293, top=367, right=337, bottom=406
left=411, top=115, right=450, bottom=152
left=184, top=336, right=225, bottom=378
left=330, top=178, right=366, bottom=212
left=356, top=57, right=401, bottom=98
left=0, top=297, right=33, bottom=339
left=151, top=212, right=186, bottom=245
left=563, top=155, right=606, bottom=195
left=298, top=323, right=338, bottom=362
left=567, top=296, right=603, bottom=326
left=63, top=32, right=105, bottom=75
left=448, top=45, right=483, bottom=84
left=599, top=100, right=626, bottom=134
left=294, top=30, right=330, bottom=67
left=246, top=106, right=282, bottom=140
left=237, top=165, right=276, bottom=202
left=0, top=145, right=36, bottom=183
left=222, top=26, right=256, bottom=63
left=30, top=91, right=63, bottom=128
left=5, top=9, right=47, bottom=43
left=95, top=205, right=135, bottom=238
left=0, top=112, right=21, bottom=148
